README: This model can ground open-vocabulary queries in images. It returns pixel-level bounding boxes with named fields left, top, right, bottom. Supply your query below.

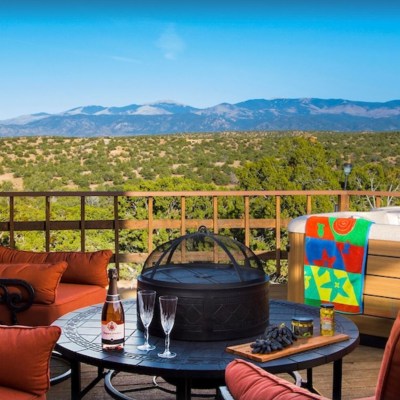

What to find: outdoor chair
left=0, top=245, right=113, bottom=385
left=0, top=324, right=61, bottom=399
left=0, top=245, right=112, bottom=327
left=219, top=311, right=400, bottom=400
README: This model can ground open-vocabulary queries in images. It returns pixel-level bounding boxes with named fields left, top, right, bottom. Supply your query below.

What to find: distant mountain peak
left=0, top=98, right=399, bottom=136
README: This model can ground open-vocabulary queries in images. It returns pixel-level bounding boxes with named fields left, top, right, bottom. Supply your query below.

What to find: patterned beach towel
left=304, top=216, right=373, bottom=314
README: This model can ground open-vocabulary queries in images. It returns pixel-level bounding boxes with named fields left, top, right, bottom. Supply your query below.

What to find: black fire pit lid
left=139, top=227, right=267, bottom=288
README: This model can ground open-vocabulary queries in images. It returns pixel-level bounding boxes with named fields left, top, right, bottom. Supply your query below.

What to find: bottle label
left=321, top=317, right=333, bottom=330
left=102, top=321, right=125, bottom=343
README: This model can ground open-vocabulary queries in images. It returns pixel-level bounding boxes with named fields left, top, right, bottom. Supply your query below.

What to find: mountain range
left=1, top=98, right=400, bottom=136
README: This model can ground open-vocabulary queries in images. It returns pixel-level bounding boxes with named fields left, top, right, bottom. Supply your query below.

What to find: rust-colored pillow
left=0, top=246, right=112, bottom=287
left=0, top=325, right=61, bottom=396
left=45, top=250, right=112, bottom=286
left=0, top=246, right=47, bottom=264
left=225, top=359, right=328, bottom=400
left=0, top=262, right=68, bottom=304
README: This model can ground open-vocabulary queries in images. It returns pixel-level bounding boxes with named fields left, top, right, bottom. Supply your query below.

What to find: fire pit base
left=137, top=270, right=269, bottom=341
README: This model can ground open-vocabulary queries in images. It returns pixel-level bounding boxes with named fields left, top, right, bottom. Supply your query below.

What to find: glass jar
left=291, top=317, right=313, bottom=338
left=320, top=304, right=335, bottom=336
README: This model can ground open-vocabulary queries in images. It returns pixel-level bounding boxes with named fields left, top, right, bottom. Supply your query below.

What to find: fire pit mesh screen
left=141, top=227, right=265, bottom=286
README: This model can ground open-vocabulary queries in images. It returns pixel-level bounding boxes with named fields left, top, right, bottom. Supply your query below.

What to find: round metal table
left=54, top=299, right=359, bottom=400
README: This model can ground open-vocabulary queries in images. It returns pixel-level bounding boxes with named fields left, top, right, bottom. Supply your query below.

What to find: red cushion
left=0, top=262, right=67, bottom=304
left=0, top=283, right=107, bottom=326
left=375, top=311, right=400, bottom=400
left=0, top=325, right=61, bottom=396
left=0, top=246, right=112, bottom=287
left=225, top=359, right=328, bottom=400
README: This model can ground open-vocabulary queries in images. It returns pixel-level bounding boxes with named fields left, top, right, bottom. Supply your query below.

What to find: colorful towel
left=304, top=216, right=373, bottom=314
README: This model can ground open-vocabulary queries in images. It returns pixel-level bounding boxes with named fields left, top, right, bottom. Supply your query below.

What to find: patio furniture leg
left=71, top=360, right=82, bottom=399
left=176, top=378, right=191, bottom=400
left=332, top=358, right=342, bottom=400
left=307, top=368, right=313, bottom=390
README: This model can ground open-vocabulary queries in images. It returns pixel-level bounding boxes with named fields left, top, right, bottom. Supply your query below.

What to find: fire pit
left=137, top=227, right=269, bottom=341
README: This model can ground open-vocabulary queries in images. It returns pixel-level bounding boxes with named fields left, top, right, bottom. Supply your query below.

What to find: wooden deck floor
left=48, top=283, right=385, bottom=400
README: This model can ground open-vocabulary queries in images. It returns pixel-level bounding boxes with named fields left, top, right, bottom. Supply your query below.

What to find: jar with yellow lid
left=320, top=304, right=335, bottom=336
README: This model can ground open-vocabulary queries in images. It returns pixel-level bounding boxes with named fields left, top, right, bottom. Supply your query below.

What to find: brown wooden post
left=181, top=196, right=186, bottom=236
left=113, top=196, right=119, bottom=274
left=181, top=196, right=186, bottom=263
left=213, top=196, right=219, bottom=262
left=80, top=196, right=86, bottom=252
left=275, top=195, right=281, bottom=275
left=244, top=195, right=250, bottom=248
left=306, top=195, right=312, bottom=214
left=338, top=193, right=350, bottom=211
left=45, top=196, right=50, bottom=252
left=213, top=196, right=218, bottom=234
left=9, top=196, right=15, bottom=248
left=148, top=196, right=153, bottom=253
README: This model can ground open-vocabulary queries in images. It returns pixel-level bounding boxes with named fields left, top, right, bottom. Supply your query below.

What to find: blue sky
left=1, top=0, right=399, bottom=120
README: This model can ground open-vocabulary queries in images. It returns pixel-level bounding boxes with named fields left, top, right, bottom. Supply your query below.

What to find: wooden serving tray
left=226, top=333, right=349, bottom=362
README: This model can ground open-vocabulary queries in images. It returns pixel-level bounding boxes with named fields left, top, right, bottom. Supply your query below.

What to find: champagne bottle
left=101, top=268, right=125, bottom=350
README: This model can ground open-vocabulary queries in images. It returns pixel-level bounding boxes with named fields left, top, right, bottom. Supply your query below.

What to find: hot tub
left=287, top=207, right=400, bottom=338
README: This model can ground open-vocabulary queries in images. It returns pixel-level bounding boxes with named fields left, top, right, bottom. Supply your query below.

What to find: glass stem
left=165, top=333, right=170, bottom=354
left=144, top=326, right=149, bottom=346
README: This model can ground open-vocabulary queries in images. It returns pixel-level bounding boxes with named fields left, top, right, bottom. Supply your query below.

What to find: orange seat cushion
left=0, top=325, right=61, bottom=396
left=4, top=283, right=107, bottom=326
left=225, top=359, right=328, bottom=400
left=0, top=262, right=68, bottom=304
left=0, top=246, right=112, bottom=287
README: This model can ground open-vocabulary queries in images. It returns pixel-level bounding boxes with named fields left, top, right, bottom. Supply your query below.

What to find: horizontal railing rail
left=0, top=190, right=398, bottom=276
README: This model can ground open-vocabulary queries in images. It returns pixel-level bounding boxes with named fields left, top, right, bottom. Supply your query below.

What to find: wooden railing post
left=9, top=196, right=15, bottom=248
left=275, top=195, right=281, bottom=275
left=212, top=196, right=218, bottom=234
left=148, top=196, right=153, bottom=254
left=338, top=193, right=350, bottom=211
left=80, top=196, right=86, bottom=252
left=181, top=196, right=186, bottom=263
left=181, top=196, right=186, bottom=236
left=306, top=195, right=312, bottom=214
left=45, top=196, right=50, bottom=252
left=244, top=196, right=250, bottom=248
left=113, top=196, right=119, bottom=273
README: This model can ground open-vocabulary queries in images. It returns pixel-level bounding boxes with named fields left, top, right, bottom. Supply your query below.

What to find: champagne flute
left=137, top=290, right=156, bottom=351
left=158, top=295, right=178, bottom=358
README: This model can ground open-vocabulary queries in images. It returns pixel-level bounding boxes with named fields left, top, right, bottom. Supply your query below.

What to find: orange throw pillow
left=0, top=325, right=61, bottom=396
left=45, top=250, right=112, bottom=286
left=0, top=262, right=67, bottom=304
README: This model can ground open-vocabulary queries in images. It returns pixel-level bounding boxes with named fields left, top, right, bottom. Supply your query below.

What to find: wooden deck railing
left=0, top=190, right=398, bottom=276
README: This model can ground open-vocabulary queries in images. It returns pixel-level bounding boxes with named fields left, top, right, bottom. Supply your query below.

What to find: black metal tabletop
left=54, top=299, right=359, bottom=400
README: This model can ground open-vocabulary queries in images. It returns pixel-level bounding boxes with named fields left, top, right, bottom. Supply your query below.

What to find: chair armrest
left=218, top=386, right=235, bottom=400
left=0, top=278, right=35, bottom=325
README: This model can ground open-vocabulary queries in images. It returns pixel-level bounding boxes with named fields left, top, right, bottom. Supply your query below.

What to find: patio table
left=53, top=299, right=359, bottom=400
